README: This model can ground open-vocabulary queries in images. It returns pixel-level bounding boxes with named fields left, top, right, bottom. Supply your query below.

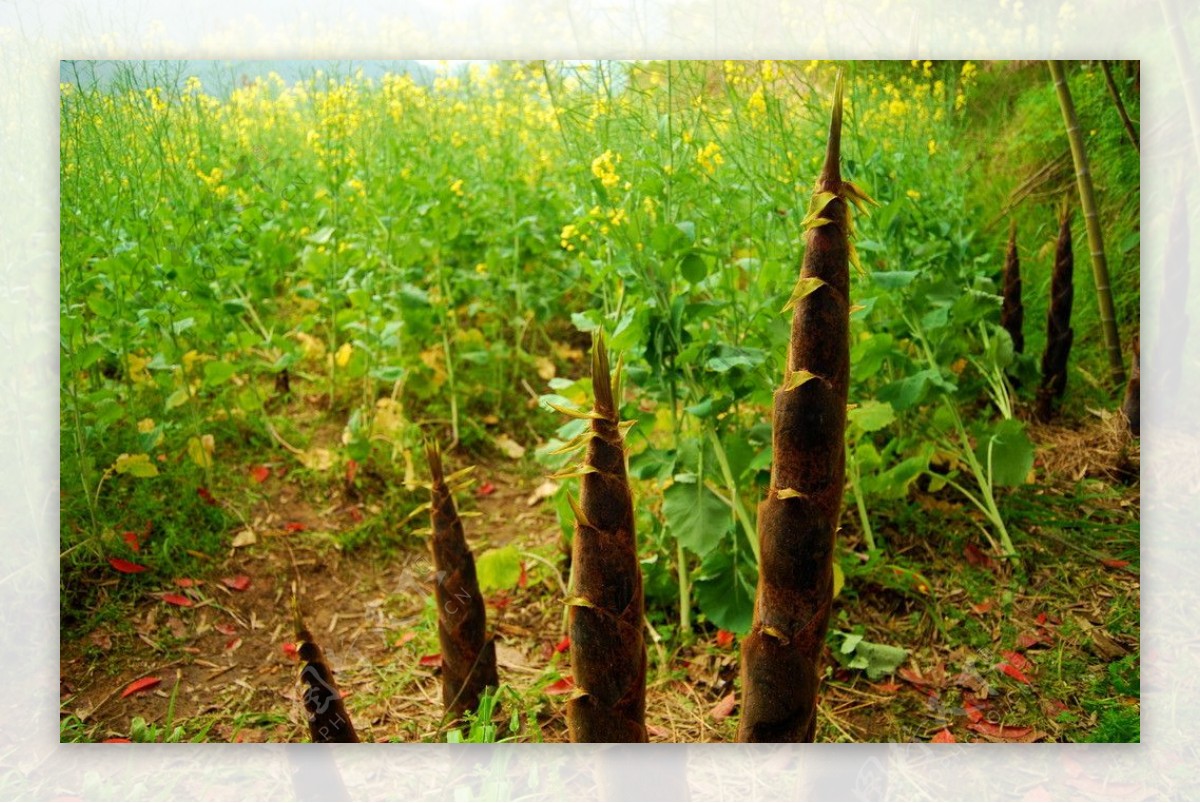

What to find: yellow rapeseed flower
left=906, top=189, right=921, bottom=200
left=591, top=150, right=621, bottom=190
left=697, top=141, right=724, bottom=175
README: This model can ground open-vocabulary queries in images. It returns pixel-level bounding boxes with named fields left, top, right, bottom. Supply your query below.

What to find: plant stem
left=1100, top=61, right=1140, bottom=153
left=846, top=447, right=876, bottom=552
left=1047, top=60, right=1125, bottom=387
left=706, top=428, right=759, bottom=565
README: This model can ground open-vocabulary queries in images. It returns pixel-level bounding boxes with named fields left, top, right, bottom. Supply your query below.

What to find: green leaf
left=863, top=449, right=932, bottom=500
left=832, top=631, right=907, bottom=680
left=705, top=346, right=766, bottom=373
left=164, top=389, right=190, bottom=411
left=203, top=360, right=237, bottom=387
left=693, top=547, right=757, bottom=635
left=306, top=226, right=335, bottom=245
left=679, top=252, right=708, bottom=283
left=570, top=311, right=600, bottom=333
left=870, top=270, right=918, bottom=289
left=987, top=327, right=1015, bottom=369
left=662, top=480, right=730, bottom=557
left=981, top=419, right=1035, bottom=487
left=847, top=400, right=895, bottom=433
left=112, top=453, right=159, bottom=478
left=475, top=545, right=522, bottom=592
left=878, top=369, right=956, bottom=411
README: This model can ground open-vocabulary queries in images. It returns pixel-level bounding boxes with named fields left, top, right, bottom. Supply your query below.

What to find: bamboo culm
left=562, top=334, right=646, bottom=743
left=427, top=442, right=499, bottom=719
left=738, top=70, right=867, bottom=743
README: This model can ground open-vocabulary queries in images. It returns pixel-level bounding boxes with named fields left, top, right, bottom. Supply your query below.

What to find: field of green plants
left=60, top=60, right=1140, bottom=744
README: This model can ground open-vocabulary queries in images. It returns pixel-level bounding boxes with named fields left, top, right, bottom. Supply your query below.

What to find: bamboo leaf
left=551, top=464, right=598, bottom=480
left=781, top=277, right=827, bottom=313
left=800, top=191, right=838, bottom=229
left=565, top=491, right=591, bottom=529
left=782, top=369, right=819, bottom=392
left=546, top=401, right=605, bottom=421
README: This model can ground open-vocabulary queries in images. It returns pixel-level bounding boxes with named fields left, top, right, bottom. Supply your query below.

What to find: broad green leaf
left=570, top=311, right=600, bottom=333
left=705, top=346, right=766, bottom=373
left=306, top=226, right=335, bottom=245
left=203, top=360, right=237, bottom=387
left=832, top=631, right=908, bottom=680
left=662, top=480, right=730, bottom=557
left=847, top=400, right=895, bottom=433
left=187, top=436, right=213, bottom=470
left=475, top=545, right=522, bottom=592
left=878, top=369, right=956, bottom=411
left=679, top=252, right=708, bottom=284
left=863, top=450, right=932, bottom=500
left=113, top=453, right=158, bottom=478
left=693, top=547, right=757, bottom=635
left=981, top=418, right=1035, bottom=487
left=870, top=270, right=918, bottom=289
left=987, top=327, right=1015, bottom=369
left=164, top=389, right=190, bottom=411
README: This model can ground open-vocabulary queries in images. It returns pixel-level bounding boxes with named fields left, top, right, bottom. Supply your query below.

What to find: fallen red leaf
left=121, top=531, right=140, bottom=552
left=160, top=593, right=193, bottom=608
left=346, top=506, right=364, bottom=523
left=970, top=599, right=995, bottom=615
left=108, top=558, right=148, bottom=574
left=899, top=667, right=935, bottom=688
left=284, top=522, right=306, bottom=533
left=1035, top=612, right=1048, bottom=625
left=963, top=541, right=997, bottom=570
left=249, top=465, right=271, bottom=484
left=214, top=622, right=237, bottom=636
left=222, top=575, right=251, bottom=592
left=872, top=681, right=901, bottom=694
left=489, top=592, right=511, bottom=610
left=1017, top=629, right=1055, bottom=649
left=225, top=638, right=243, bottom=652
left=282, top=643, right=299, bottom=660
left=1042, top=699, right=1069, bottom=718
left=968, top=722, right=1035, bottom=741
left=963, top=700, right=985, bottom=723
left=419, top=653, right=443, bottom=668
left=345, top=459, right=358, bottom=484
left=197, top=487, right=217, bottom=506
left=1001, top=650, right=1032, bottom=672
left=518, top=561, right=528, bottom=589
left=477, top=481, right=496, bottom=496
left=716, top=630, right=735, bottom=649
left=543, top=676, right=574, bottom=695
left=554, top=635, right=571, bottom=653
left=998, top=661, right=1032, bottom=684
left=646, top=724, right=670, bottom=740
left=1101, top=558, right=1130, bottom=569
left=175, top=578, right=201, bottom=588
left=121, top=676, right=161, bottom=698
left=102, top=738, right=132, bottom=743
left=709, top=692, right=737, bottom=721
left=931, top=729, right=956, bottom=743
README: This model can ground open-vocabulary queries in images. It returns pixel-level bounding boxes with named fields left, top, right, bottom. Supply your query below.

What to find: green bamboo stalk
left=1047, top=60, right=1125, bottom=387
